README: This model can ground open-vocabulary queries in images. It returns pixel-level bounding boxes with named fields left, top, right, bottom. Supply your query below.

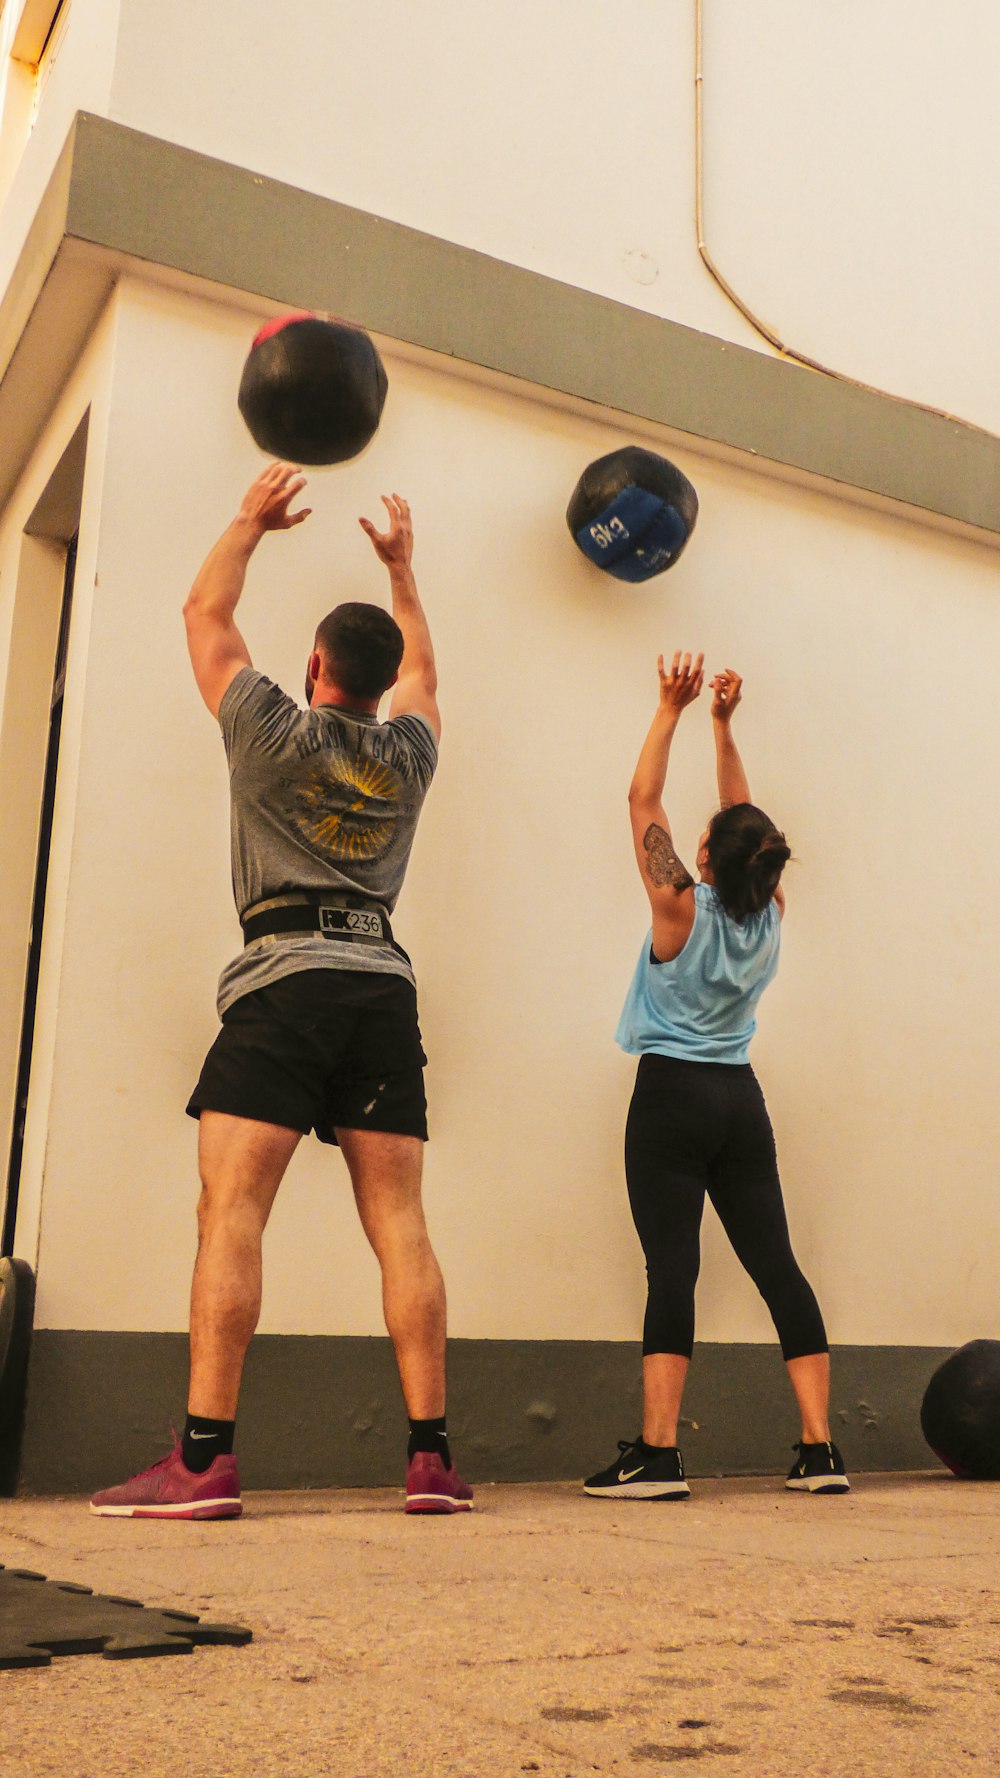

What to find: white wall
left=0, top=0, right=120, bottom=293
left=103, top=0, right=1000, bottom=433
left=18, top=277, right=1000, bottom=1348
left=0, top=293, right=116, bottom=1275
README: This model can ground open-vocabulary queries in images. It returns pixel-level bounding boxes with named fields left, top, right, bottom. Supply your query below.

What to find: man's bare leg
left=188, top=1111, right=302, bottom=1418
left=89, top=1111, right=300, bottom=1516
left=337, top=1126, right=471, bottom=1513
left=336, top=1127, right=446, bottom=1417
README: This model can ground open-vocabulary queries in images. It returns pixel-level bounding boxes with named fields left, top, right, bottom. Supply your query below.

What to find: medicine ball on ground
left=566, top=446, right=698, bottom=582
left=238, top=314, right=388, bottom=465
left=920, top=1339, right=1000, bottom=1479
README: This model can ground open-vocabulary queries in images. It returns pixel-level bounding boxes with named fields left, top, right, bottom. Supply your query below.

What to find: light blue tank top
left=616, top=883, right=781, bottom=1065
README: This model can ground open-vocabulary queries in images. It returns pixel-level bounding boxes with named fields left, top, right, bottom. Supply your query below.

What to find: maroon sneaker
left=405, top=1450, right=473, bottom=1515
left=90, top=1441, right=242, bottom=1520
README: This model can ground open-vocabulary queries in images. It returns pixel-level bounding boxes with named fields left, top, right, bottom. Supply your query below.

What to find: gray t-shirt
left=214, top=667, right=438, bottom=1015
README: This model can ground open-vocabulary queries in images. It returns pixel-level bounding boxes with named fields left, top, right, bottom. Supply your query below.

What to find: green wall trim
left=1, top=112, right=999, bottom=539
left=16, top=1331, right=947, bottom=1494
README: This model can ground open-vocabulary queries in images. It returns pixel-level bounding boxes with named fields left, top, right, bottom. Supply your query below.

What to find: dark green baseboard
left=14, top=1332, right=949, bottom=1494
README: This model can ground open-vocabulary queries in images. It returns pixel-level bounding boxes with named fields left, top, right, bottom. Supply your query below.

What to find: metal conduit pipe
left=693, top=0, right=994, bottom=437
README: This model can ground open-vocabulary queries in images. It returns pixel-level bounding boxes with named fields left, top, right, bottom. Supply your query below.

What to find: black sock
left=407, top=1416, right=450, bottom=1466
left=638, top=1436, right=675, bottom=1453
left=182, top=1414, right=235, bottom=1474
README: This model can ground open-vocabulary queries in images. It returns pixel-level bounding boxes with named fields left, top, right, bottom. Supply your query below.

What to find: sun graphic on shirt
left=293, top=753, right=402, bottom=861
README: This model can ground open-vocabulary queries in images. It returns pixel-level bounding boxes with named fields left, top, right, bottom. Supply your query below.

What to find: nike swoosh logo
left=618, top=1466, right=645, bottom=1481
left=189, top=1431, right=220, bottom=1440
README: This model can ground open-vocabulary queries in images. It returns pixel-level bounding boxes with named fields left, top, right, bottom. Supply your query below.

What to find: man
left=91, top=461, right=471, bottom=1519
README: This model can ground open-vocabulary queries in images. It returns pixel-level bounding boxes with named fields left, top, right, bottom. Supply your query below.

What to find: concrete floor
left=1, top=1472, right=999, bottom=1777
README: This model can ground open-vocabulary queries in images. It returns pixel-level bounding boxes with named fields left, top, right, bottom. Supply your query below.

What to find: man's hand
left=710, top=668, right=742, bottom=725
left=362, top=495, right=438, bottom=738
left=237, top=462, right=312, bottom=539
left=184, top=463, right=308, bottom=720
left=359, top=494, right=413, bottom=571
left=658, top=650, right=704, bottom=720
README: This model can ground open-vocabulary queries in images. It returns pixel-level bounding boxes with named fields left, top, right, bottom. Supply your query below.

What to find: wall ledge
left=1, top=112, right=998, bottom=546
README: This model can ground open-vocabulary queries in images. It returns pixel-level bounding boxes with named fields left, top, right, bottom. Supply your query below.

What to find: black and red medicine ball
left=920, top=1340, right=1000, bottom=1479
left=237, top=312, right=388, bottom=465
left=567, top=446, right=698, bottom=582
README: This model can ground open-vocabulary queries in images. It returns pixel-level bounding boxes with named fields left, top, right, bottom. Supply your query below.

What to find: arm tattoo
left=642, top=823, right=694, bottom=891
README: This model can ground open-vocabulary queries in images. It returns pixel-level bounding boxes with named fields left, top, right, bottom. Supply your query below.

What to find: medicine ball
left=920, top=1340, right=1000, bottom=1480
left=237, top=313, right=388, bottom=465
left=566, top=446, right=698, bottom=582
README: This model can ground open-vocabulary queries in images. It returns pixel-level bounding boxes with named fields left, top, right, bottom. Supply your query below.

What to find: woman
left=585, top=651, right=848, bottom=1500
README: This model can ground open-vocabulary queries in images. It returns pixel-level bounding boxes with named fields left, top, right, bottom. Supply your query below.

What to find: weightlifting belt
left=241, top=891, right=394, bottom=948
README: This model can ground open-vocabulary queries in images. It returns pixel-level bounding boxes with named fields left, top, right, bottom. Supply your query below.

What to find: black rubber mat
left=0, top=1563, right=252, bottom=1666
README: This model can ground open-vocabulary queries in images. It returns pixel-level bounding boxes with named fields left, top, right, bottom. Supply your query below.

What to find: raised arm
left=629, top=652, right=703, bottom=937
left=710, top=668, right=785, bottom=914
left=710, top=668, right=751, bottom=808
left=183, top=462, right=311, bottom=717
left=359, top=494, right=440, bottom=741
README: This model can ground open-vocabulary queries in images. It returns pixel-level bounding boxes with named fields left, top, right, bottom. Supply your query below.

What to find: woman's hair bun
left=706, top=803, right=790, bottom=920
left=751, top=834, right=791, bottom=870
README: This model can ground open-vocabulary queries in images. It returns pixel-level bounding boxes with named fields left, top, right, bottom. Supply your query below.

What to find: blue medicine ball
left=566, top=446, right=698, bottom=582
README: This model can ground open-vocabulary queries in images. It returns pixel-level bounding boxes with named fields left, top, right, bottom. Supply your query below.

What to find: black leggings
left=625, top=1054, right=828, bottom=1362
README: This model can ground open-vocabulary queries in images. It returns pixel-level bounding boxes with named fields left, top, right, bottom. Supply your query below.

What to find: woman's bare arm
left=710, top=668, right=751, bottom=808
left=628, top=652, right=703, bottom=911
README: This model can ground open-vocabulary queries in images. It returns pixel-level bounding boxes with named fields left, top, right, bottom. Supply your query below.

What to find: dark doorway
left=2, top=533, right=78, bottom=1257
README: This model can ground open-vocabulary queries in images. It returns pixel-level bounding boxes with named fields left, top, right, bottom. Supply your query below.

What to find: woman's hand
left=658, top=650, right=704, bottom=720
left=710, top=668, right=742, bottom=724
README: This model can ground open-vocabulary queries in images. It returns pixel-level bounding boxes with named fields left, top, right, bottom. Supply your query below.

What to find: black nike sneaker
left=583, top=1438, right=690, bottom=1500
left=785, top=1440, right=850, bottom=1494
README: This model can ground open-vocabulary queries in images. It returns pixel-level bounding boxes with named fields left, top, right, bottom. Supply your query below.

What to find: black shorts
left=186, top=969, right=428, bottom=1145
